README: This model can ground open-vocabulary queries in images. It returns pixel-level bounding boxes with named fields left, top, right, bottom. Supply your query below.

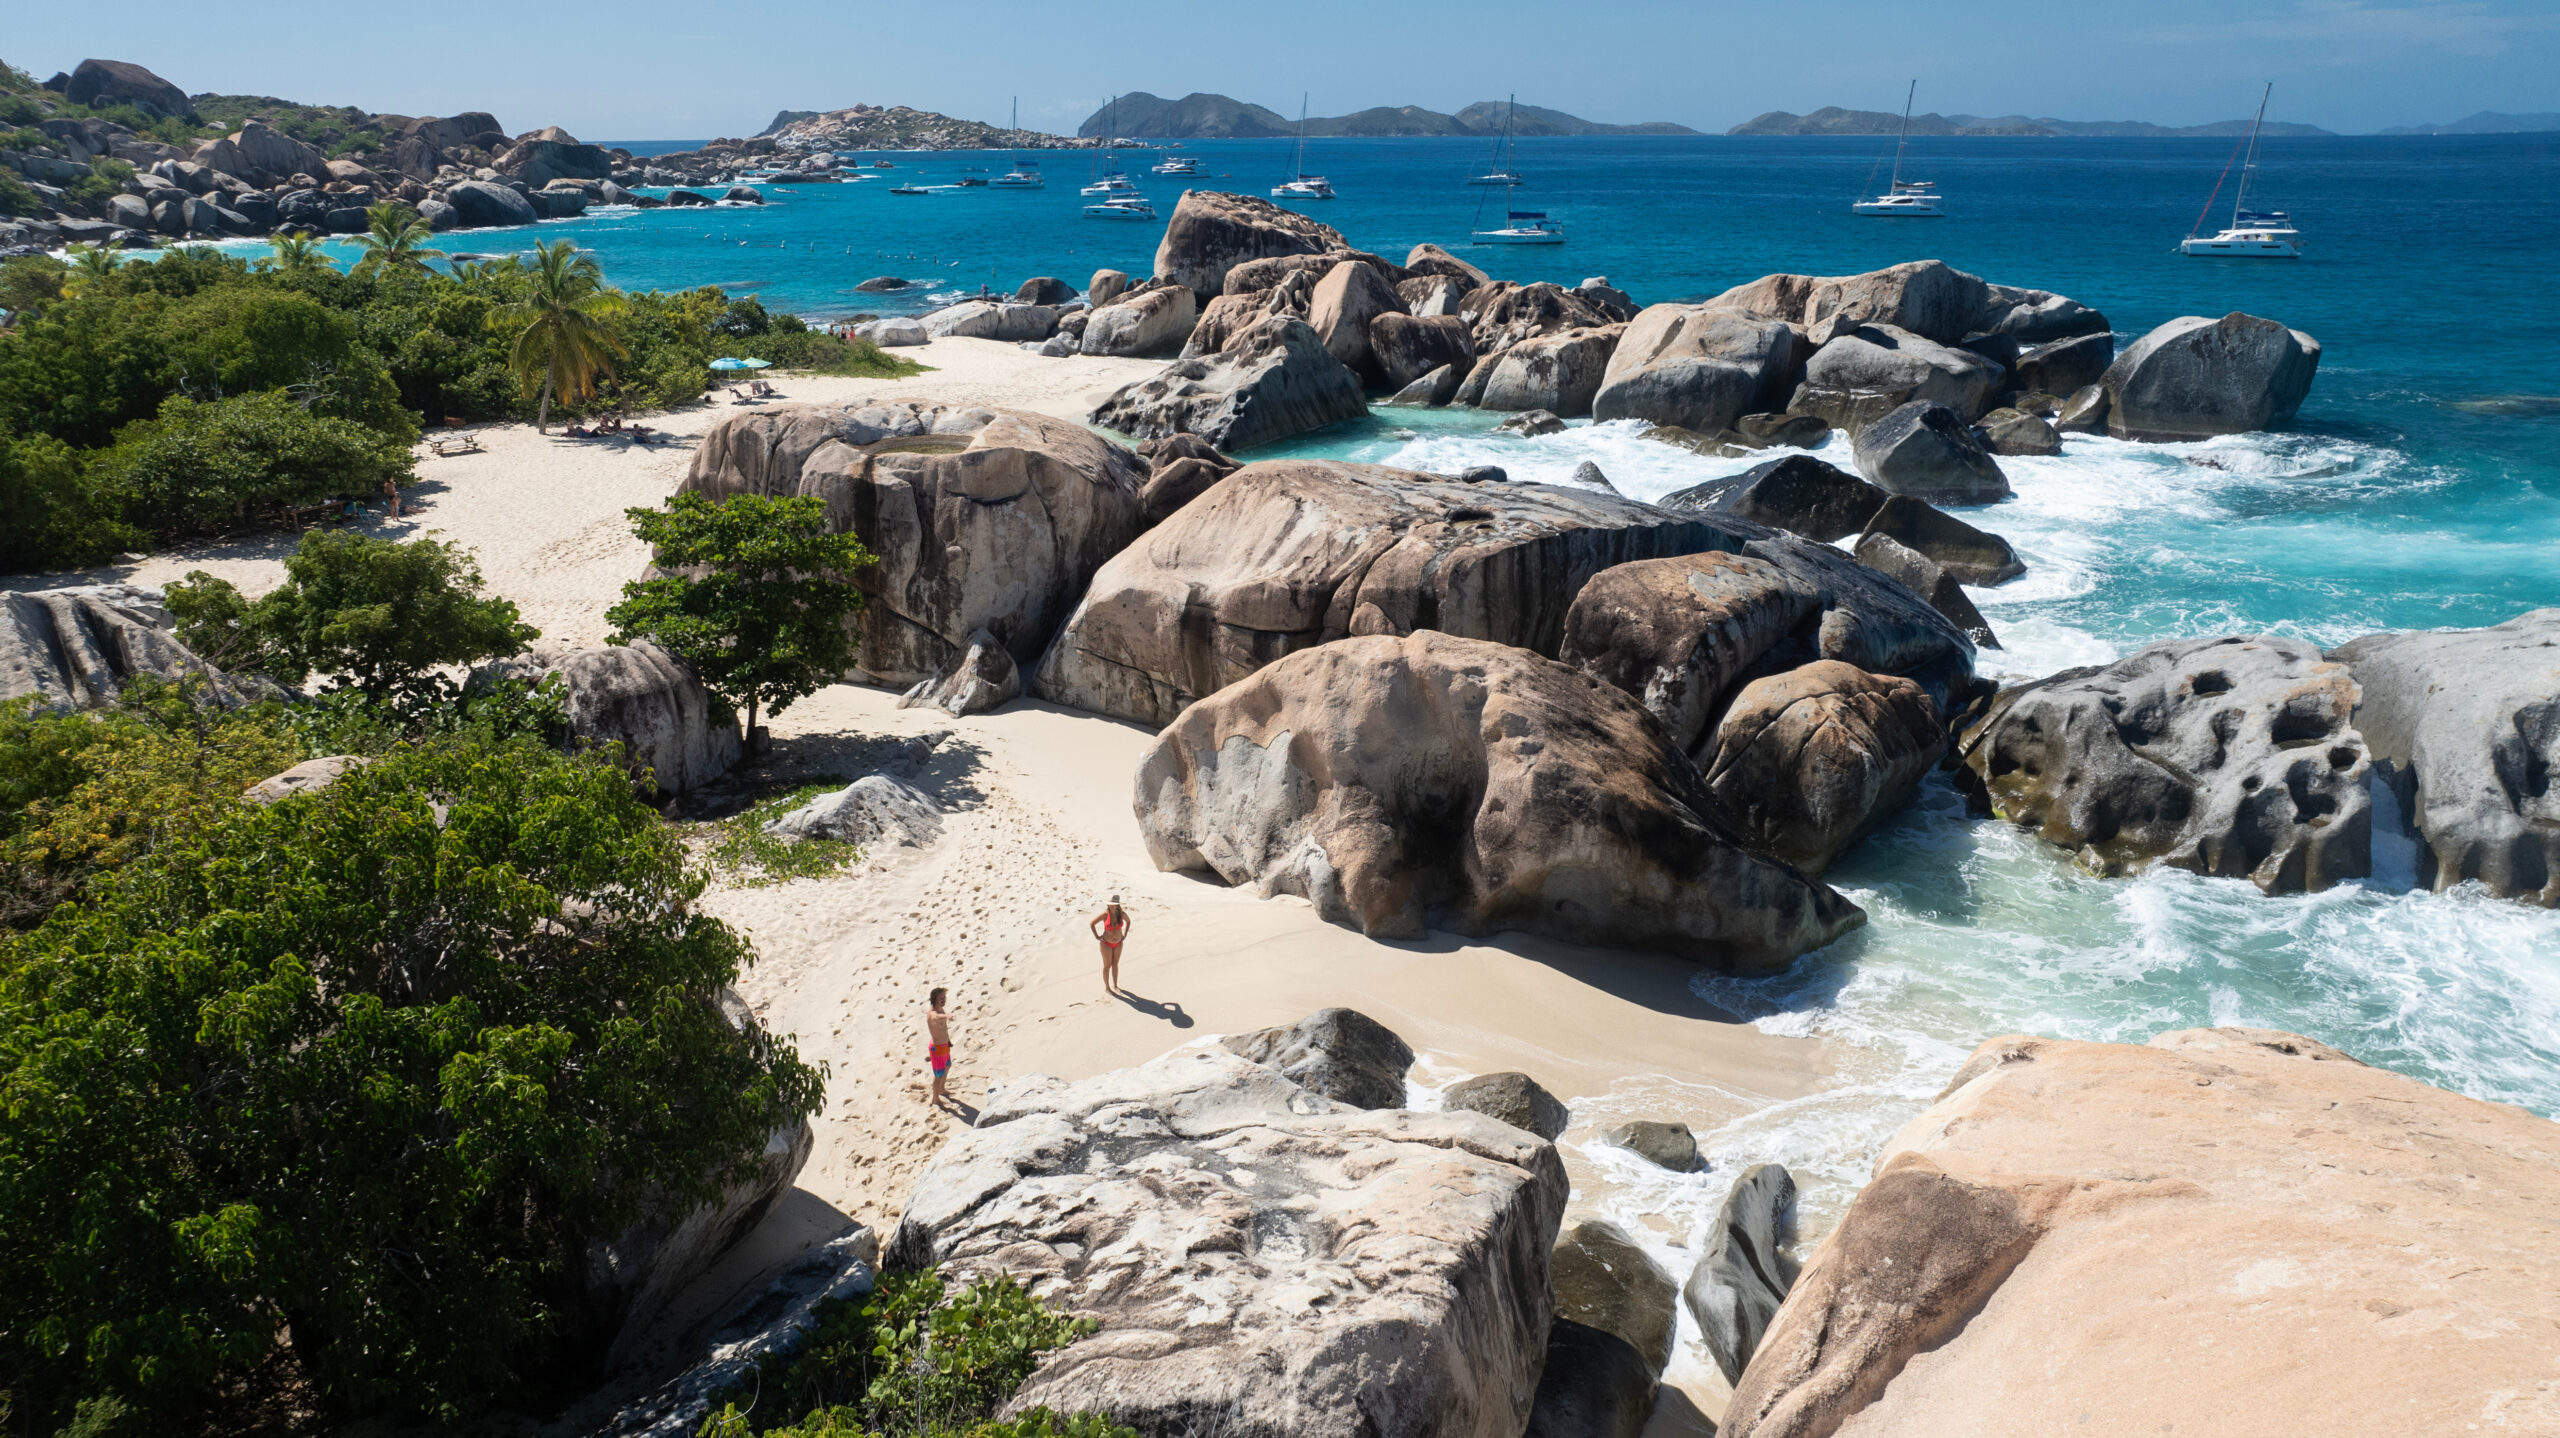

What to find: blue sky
left=12, top=0, right=2555, bottom=138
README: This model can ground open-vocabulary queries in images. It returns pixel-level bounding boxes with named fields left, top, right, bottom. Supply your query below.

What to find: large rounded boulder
left=681, top=401, right=1145, bottom=687
left=0, top=585, right=262, bottom=713
left=1080, top=282, right=1198, bottom=357
left=1706, top=260, right=1991, bottom=346
left=1960, top=635, right=2371, bottom=894
left=1153, top=190, right=1351, bottom=302
left=2101, top=313, right=2322, bottom=441
left=1701, top=660, right=1947, bottom=873
left=469, top=640, right=739, bottom=795
left=1089, top=314, right=1367, bottom=453
left=1790, top=323, right=2006, bottom=432
left=1590, top=306, right=1808, bottom=434
left=1481, top=326, right=1626, bottom=417
left=1135, top=631, right=1865, bottom=969
left=1851, top=401, right=2011, bottom=505
left=1306, top=258, right=1408, bottom=384
left=1031, top=460, right=1764, bottom=728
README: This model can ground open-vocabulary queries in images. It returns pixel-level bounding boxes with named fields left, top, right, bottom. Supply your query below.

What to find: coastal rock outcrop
left=1850, top=533, right=1999, bottom=648
left=1660, top=456, right=1886, bottom=543
left=1590, top=306, right=1807, bottom=434
left=898, top=628, right=1021, bottom=716
left=891, top=1043, right=1568, bottom=1438
left=2329, top=609, right=2560, bottom=904
left=442, top=178, right=538, bottom=228
left=65, top=59, right=193, bottom=121
left=1442, top=1072, right=1570, bottom=1141
left=1480, top=325, right=1626, bottom=416
left=1079, top=282, right=1198, bottom=357
left=1857, top=495, right=2025, bottom=586
left=1089, top=315, right=1368, bottom=452
left=1031, top=460, right=1761, bottom=728
left=2101, top=313, right=2323, bottom=441
left=2014, top=331, right=2114, bottom=398
left=1526, top=1220, right=1681, bottom=1438
left=468, top=640, right=739, bottom=794
left=1683, top=1162, right=1798, bottom=1385
left=1133, top=631, right=1865, bottom=967
left=1307, top=258, right=1409, bottom=384
left=1601, top=1121, right=1701, bottom=1173
left=580, top=1116, right=814, bottom=1370
left=1463, top=282, right=1615, bottom=358
left=1973, top=406, right=2064, bottom=457
left=1701, top=661, right=1948, bottom=873
left=1722, top=1028, right=2560, bottom=1438
left=682, top=402, right=1146, bottom=686
left=1153, top=190, right=1350, bottom=301
left=1960, top=635, right=2371, bottom=893
left=1404, top=242, right=1491, bottom=289
left=1370, top=312, right=1477, bottom=393
left=1851, top=401, right=2011, bottom=504
left=1790, top=324, right=2006, bottom=432
left=1709, top=260, right=1990, bottom=347
left=0, top=585, right=257, bottom=712
left=602, top=1230, right=879, bottom=1438
left=1222, top=1007, right=1415, bottom=1109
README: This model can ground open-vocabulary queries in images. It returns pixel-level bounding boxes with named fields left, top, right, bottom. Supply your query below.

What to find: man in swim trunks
left=927, top=986, right=951, bottom=1106
left=1091, top=897, right=1132, bottom=993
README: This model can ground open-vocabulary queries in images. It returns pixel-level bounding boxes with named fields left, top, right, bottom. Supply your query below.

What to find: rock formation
left=1526, top=1220, right=1680, bottom=1438
left=897, top=628, right=1021, bottom=716
left=1481, top=326, right=1627, bottom=417
left=682, top=402, right=1145, bottom=687
left=1133, top=632, right=1864, bottom=969
left=1371, top=313, right=1478, bottom=392
left=1849, top=533, right=2000, bottom=648
left=1032, top=460, right=1764, bottom=728
left=0, top=585, right=259, bottom=712
left=1723, top=1027, right=2560, bottom=1438
left=1089, top=315, right=1369, bottom=452
left=1850, top=401, right=2011, bottom=504
left=1080, top=283, right=1198, bottom=357
left=1683, top=1162, right=1798, bottom=1385
left=2101, top=313, right=2322, bottom=441
left=1960, top=635, right=2371, bottom=893
left=763, top=773, right=943, bottom=847
left=604, top=1230, right=879, bottom=1438
left=1222, top=1007, right=1415, bottom=1108
left=1307, top=258, right=1409, bottom=384
left=1153, top=190, right=1352, bottom=301
left=1701, top=661, right=1948, bottom=872
left=1602, top=1120, right=1703, bottom=1172
left=467, top=640, right=739, bottom=795
left=1660, top=456, right=1887, bottom=543
left=2330, top=609, right=2560, bottom=904
left=1790, top=324, right=2006, bottom=432
left=1442, top=1072, right=1570, bottom=1141
left=1856, top=494, right=2024, bottom=585
left=1590, top=307, right=1807, bottom=433
left=892, top=1042, right=1568, bottom=1438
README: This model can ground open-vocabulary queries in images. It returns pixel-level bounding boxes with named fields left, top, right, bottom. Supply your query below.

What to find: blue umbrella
left=709, top=356, right=774, bottom=371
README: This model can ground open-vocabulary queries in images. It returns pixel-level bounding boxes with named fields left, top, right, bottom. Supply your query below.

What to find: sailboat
left=1081, top=95, right=1143, bottom=196
left=1469, top=95, right=1525, bottom=186
left=992, top=101, right=1046, bottom=188
left=1272, top=94, right=1336, bottom=201
left=1473, top=210, right=1564, bottom=244
left=2181, top=83, right=2302, bottom=257
left=1853, top=82, right=1942, bottom=216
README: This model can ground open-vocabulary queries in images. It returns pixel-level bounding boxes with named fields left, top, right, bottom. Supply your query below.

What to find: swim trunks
left=930, top=1042, right=951, bottom=1076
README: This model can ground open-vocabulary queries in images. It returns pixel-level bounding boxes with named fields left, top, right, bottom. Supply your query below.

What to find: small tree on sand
left=606, top=493, right=870, bottom=743
left=494, top=239, right=626, bottom=433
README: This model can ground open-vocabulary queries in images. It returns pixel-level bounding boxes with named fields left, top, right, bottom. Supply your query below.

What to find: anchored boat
left=1474, top=210, right=1565, bottom=244
left=1853, top=82, right=1942, bottom=217
left=2182, top=84, right=2303, bottom=257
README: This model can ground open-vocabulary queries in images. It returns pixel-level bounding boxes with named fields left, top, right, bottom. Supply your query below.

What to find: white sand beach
left=56, top=336, right=1827, bottom=1430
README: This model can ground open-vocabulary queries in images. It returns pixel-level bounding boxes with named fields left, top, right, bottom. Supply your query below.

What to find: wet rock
left=1658, top=455, right=1885, bottom=543
left=1703, top=660, right=1949, bottom=872
left=1959, top=635, right=2372, bottom=893
left=2055, top=382, right=2109, bottom=434
left=1857, top=494, right=2025, bottom=586
left=1569, top=461, right=1618, bottom=493
left=1442, top=1072, right=1569, bottom=1140
left=1684, top=1162, right=1798, bottom=1384
left=1223, top=1007, right=1415, bottom=1109
left=2015, top=331, right=2115, bottom=398
left=1089, top=314, right=1367, bottom=452
left=1495, top=408, right=1565, bottom=437
left=1135, top=632, right=1864, bottom=967
left=1852, top=400, right=2012, bottom=504
left=854, top=274, right=910, bottom=292
left=1527, top=1220, right=1680, bottom=1438
left=1976, top=406, right=2064, bottom=457
left=1384, top=362, right=1463, bottom=407
left=1852, top=533, right=2000, bottom=648
left=2102, top=313, right=2322, bottom=441
left=1603, top=1120, right=1701, bottom=1172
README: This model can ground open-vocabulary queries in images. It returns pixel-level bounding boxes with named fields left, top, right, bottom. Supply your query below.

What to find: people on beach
left=926, top=986, right=952, bottom=1106
left=382, top=478, right=402, bottom=519
left=1091, top=897, right=1131, bottom=993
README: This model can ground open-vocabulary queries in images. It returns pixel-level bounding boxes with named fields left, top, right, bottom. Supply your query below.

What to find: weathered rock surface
left=1493, top=409, right=1565, bottom=437
left=1133, top=434, right=1242, bottom=525
left=1033, top=461, right=1764, bottom=728
left=1856, top=494, right=2023, bottom=586
left=1090, top=314, right=1367, bottom=453
left=1684, top=1162, right=1798, bottom=1385
left=1790, top=324, right=2006, bottom=432
left=243, top=755, right=366, bottom=806
left=457, top=642, right=727, bottom=792
left=1709, top=261, right=1991, bottom=347
left=1442, top=1072, right=1569, bottom=1141
left=1153, top=190, right=1349, bottom=301
left=1086, top=268, right=1128, bottom=306
left=2330, top=609, right=2560, bottom=904
left=1386, top=364, right=1463, bottom=407
left=1591, top=306, right=1807, bottom=434
left=1371, top=312, right=1477, bottom=392
left=1222, top=1007, right=1415, bottom=1109
left=1960, top=635, right=2371, bottom=893
left=1015, top=275, right=1076, bottom=306
left=1659, top=456, right=1885, bottom=543
left=2101, top=313, right=2322, bottom=441
left=442, top=178, right=538, bottom=228
left=1602, top=1120, right=1701, bottom=1172
left=2054, top=382, right=2108, bottom=434
left=1307, top=258, right=1408, bottom=383
left=1703, top=661, right=1948, bottom=872
left=1527, top=1220, right=1680, bottom=1438
left=1135, top=632, right=1864, bottom=967
left=1851, top=401, right=2011, bottom=504
left=1184, top=269, right=1315, bottom=358
left=764, top=773, right=943, bottom=847
left=0, top=585, right=252, bottom=712
left=1463, top=282, right=1614, bottom=356
left=897, top=629, right=1021, bottom=716
left=1974, top=407, right=2062, bottom=457
left=1850, top=533, right=1999, bottom=649
left=1079, top=283, right=1198, bottom=357
left=65, top=59, right=192, bottom=120
left=2014, top=331, right=2114, bottom=398
left=602, top=1230, right=879, bottom=1438
left=1723, top=1027, right=2560, bottom=1438
left=1403, top=242, right=1490, bottom=289
left=891, top=1044, right=1568, bottom=1438
left=1481, top=325, right=1626, bottom=417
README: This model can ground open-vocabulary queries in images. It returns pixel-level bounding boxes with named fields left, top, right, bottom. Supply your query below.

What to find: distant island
left=2377, top=110, right=2560, bottom=135
left=756, top=104, right=1099, bottom=150
left=1729, top=107, right=2335, bottom=138
left=1077, top=93, right=1697, bottom=139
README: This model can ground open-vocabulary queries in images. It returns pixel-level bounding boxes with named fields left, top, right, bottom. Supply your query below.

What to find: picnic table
left=428, top=434, right=484, bottom=457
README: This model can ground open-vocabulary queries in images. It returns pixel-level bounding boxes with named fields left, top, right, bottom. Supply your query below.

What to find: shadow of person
left=936, top=1095, right=981, bottom=1126
left=1113, top=989, right=1194, bottom=1029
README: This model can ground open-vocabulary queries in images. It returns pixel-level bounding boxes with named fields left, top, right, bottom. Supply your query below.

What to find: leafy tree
left=165, top=530, right=536, bottom=702
left=91, top=390, right=413, bottom=538
left=494, top=238, right=626, bottom=432
left=0, top=737, right=825, bottom=1429
left=350, top=201, right=444, bottom=277
left=608, top=493, right=871, bottom=739
left=0, top=427, right=136, bottom=572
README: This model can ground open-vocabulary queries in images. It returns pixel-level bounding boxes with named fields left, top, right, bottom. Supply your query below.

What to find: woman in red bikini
left=1090, top=896, right=1132, bottom=993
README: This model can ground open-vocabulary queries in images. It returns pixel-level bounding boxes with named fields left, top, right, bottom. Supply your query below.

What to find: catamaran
left=1081, top=95, right=1143, bottom=196
left=1469, top=94, right=1525, bottom=186
left=1152, top=155, right=1202, bottom=176
left=1272, top=94, right=1336, bottom=200
left=2182, top=83, right=2302, bottom=257
left=991, top=158, right=1044, bottom=189
left=1082, top=195, right=1157, bottom=221
left=1853, top=82, right=1942, bottom=217
left=1474, top=210, right=1564, bottom=244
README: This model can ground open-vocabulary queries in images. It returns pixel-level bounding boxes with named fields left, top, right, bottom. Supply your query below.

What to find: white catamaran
left=1272, top=94, right=1336, bottom=201
left=992, top=100, right=1045, bottom=188
left=1473, top=210, right=1564, bottom=244
left=1082, top=96, right=1143, bottom=197
left=1470, top=94, right=1525, bottom=186
left=2181, top=83, right=2302, bottom=258
left=1853, top=81, right=1942, bottom=217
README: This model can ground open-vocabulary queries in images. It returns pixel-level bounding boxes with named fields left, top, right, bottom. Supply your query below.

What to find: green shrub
left=707, top=778, right=865, bottom=886
left=0, top=735, right=825, bottom=1430
left=0, top=170, right=40, bottom=219
left=0, top=91, right=42, bottom=126
left=0, top=428, right=138, bottom=572
left=165, top=530, right=536, bottom=702
left=93, top=390, right=414, bottom=539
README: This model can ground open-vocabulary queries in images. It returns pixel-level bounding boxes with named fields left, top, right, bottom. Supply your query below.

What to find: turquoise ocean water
left=253, top=134, right=2560, bottom=1233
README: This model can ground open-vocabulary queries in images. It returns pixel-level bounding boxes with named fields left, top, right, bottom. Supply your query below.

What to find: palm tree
left=62, top=244, right=120, bottom=295
left=494, top=239, right=627, bottom=434
left=262, top=232, right=334, bottom=277
left=349, top=202, right=445, bottom=276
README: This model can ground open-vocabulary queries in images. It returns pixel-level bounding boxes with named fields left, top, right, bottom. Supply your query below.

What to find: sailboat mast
left=1891, top=80, right=1914, bottom=188
left=2233, top=81, right=2270, bottom=226
left=1294, top=92, right=1308, bottom=178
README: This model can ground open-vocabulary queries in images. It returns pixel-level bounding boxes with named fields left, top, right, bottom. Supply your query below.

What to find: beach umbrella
left=708, top=356, right=773, bottom=371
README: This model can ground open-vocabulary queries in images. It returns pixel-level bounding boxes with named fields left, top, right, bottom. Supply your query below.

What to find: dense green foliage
left=610, top=493, right=872, bottom=735
left=0, top=244, right=917, bottom=575
left=165, top=530, right=536, bottom=702
left=0, top=731, right=826, bottom=1431
left=701, top=1270, right=1123, bottom=1438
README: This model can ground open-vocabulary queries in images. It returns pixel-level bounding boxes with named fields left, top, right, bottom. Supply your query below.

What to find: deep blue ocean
left=250, top=134, right=2560, bottom=1235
